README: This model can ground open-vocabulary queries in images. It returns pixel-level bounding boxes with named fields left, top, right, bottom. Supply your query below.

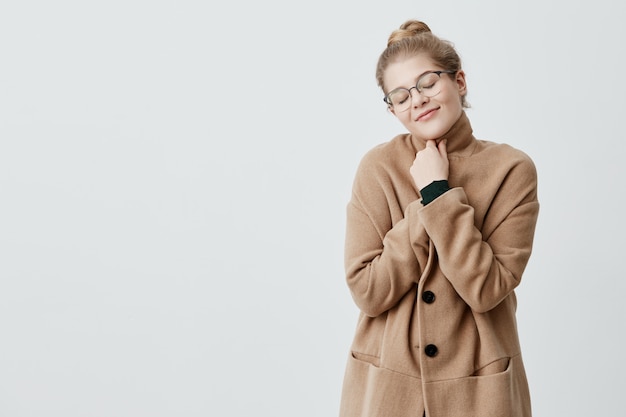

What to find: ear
left=455, top=70, right=467, bottom=96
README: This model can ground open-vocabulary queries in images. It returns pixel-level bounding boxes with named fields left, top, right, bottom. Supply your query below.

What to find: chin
left=411, top=125, right=448, bottom=141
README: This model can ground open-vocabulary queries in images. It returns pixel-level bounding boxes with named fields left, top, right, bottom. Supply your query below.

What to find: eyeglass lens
left=387, top=72, right=445, bottom=111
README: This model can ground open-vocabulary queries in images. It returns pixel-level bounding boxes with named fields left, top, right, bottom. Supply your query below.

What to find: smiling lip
left=416, top=108, right=438, bottom=121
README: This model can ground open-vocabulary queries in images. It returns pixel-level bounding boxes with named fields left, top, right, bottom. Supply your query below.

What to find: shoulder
left=356, top=133, right=412, bottom=174
left=350, top=133, right=413, bottom=202
left=476, top=140, right=537, bottom=178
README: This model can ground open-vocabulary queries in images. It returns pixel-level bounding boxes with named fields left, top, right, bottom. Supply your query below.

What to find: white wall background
left=1, top=1, right=624, bottom=416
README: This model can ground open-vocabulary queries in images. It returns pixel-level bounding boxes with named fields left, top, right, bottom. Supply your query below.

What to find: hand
left=410, top=139, right=449, bottom=190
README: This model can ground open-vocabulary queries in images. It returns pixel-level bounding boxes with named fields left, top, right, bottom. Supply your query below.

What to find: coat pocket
left=351, top=351, right=381, bottom=367
left=339, top=353, right=423, bottom=417
left=424, top=353, right=531, bottom=417
left=472, top=356, right=510, bottom=376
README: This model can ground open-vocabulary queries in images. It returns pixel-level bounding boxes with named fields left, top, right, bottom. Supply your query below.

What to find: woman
left=339, top=20, right=539, bottom=417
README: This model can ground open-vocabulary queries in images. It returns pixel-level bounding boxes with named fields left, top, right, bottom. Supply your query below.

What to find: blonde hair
left=376, top=20, right=468, bottom=108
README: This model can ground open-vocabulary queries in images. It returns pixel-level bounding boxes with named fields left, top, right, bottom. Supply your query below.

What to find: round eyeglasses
left=383, top=70, right=457, bottom=112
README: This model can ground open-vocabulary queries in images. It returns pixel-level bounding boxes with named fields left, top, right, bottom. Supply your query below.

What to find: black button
left=425, top=344, right=438, bottom=357
left=422, top=290, right=435, bottom=303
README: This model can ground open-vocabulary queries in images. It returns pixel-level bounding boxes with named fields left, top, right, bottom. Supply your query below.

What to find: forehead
left=383, top=54, right=439, bottom=92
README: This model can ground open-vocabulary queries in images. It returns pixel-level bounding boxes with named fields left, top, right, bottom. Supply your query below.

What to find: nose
left=408, top=86, right=427, bottom=107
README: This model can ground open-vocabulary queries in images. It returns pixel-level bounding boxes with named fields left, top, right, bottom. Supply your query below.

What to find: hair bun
left=387, top=20, right=432, bottom=47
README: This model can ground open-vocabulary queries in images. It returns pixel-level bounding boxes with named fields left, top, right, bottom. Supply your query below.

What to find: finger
left=425, top=140, right=437, bottom=149
left=438, top=139, right=448, bottom=156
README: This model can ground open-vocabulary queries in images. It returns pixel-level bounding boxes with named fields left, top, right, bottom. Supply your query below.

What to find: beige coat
left=339, top=112, right=539, bottom=417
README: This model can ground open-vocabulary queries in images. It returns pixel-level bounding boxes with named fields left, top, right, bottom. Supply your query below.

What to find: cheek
left=438, top=91, right=463, bottom=113
left=395, top=111, right=412, bottom=126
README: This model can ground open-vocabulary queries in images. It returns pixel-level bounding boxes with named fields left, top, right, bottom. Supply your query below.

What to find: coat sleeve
left=345, top=155, right=431, bottom=318
left=418, top=154, right=539, bottom=313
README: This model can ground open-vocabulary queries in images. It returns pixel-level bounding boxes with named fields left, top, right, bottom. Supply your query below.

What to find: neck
left=412, top=111, right=475, bottom=156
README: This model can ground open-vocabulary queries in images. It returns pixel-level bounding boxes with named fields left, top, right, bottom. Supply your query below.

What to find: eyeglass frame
left=383, top=70, right=458, bottom=110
